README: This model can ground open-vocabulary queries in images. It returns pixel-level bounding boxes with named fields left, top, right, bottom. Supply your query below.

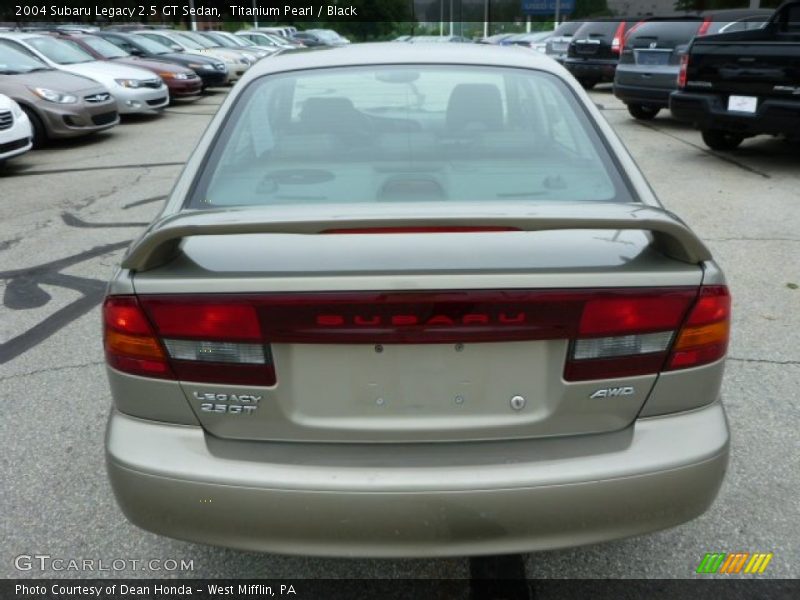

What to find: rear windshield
left=552, top=21, right=583, bottom=37
left=573, top=21, right=623, bottom=38
left=188, top=65, right=631, bottom=209
left=627, top=21, right=702, bottom=47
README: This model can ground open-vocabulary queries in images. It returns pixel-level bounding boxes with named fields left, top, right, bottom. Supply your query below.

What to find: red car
left=50, top=32, right=202, bottom=101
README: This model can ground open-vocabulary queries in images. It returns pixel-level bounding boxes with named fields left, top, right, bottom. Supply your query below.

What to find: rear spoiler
left=121, top=202, right=712, bottom=272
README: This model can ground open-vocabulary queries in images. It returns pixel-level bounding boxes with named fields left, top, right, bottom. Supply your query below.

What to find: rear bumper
left=564, top=58, right=618, bottom=82
left=613, top=82, right=673, bottom=108
left=107, top=401, right=729, bottom=557
left=670, top=91, right=800, bottom=136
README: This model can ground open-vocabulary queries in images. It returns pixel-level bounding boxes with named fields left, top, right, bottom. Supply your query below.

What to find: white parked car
left=0, top=93, right=32, bottom=163
left=0, top=33, right=168, bottom=114
left=235, top=30, right=298, bottom=51
left=198, top=31, right=276, bottom=59
left=134, top=31, right=252, bottom=81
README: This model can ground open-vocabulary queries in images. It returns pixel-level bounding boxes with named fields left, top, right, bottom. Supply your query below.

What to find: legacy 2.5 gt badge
left=193, top=392, right=261, bottom=415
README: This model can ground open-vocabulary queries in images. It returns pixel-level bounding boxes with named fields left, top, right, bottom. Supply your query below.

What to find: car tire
left=627, top=104, right=660, bottom=120
left=701, top=130, right=744, bottom=151
left=578, top=78, right=598, bottom=90
left=21, top=106, right=47, bottom=149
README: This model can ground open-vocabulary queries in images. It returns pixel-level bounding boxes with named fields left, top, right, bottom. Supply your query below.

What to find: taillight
left=103, top=296, right=172, bottom=379
left=678, top=53, right=690, bottom=89
left=104, top=286, right=729, bottom=386
left=104, top=296, right=275, bottom=386
left=697, top=18, right=712, bottom=36
left=322, top=226, right=519, bottom=234
left=565, top=285, right=730, bottom=381
left=611, top=21, right=627, bottom=54
left=564, top=289, right=696, bottom=381
left=666, top=286, right=730, bottom=370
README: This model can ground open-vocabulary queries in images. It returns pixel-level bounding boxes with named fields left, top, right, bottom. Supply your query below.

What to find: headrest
left=445, top=83, right=504, bottom=133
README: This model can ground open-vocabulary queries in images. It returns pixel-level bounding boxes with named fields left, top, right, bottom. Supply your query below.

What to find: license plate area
left=728, top=95, right=758, bottom=114
left=575, top=39, right=601, bottom=55
left=635, top=50, right=670, bottom=66
left=282, top=341, right=555, bottom=424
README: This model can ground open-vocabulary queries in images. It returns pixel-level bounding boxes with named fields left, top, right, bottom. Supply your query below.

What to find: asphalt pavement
left=1, top=85, right=798, bottom=582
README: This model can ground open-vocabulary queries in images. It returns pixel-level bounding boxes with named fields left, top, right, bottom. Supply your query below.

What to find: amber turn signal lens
left=105, top=329, right=165, bottom=360
left=673, top=320, right=730, bottom=351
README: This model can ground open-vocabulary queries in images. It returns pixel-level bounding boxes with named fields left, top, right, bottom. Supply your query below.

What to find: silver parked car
left=104, top=43, right=731, bottom=557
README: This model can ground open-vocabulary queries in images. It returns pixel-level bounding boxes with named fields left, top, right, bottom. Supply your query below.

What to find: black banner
left=4, top=579, right=800, bottom=600
left=2, top=0, right=786, bottom=25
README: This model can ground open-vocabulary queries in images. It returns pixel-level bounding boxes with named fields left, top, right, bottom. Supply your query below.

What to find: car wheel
left=21, top=106, right=47, bottom=149
left=701, top=129, right=745, bottom=151
left=627, top=104, right=660, bottom=120
left=578, top=78, right=598, bottom=90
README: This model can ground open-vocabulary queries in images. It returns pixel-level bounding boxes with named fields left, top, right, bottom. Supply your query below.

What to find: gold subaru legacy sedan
left=103, top=43, right=731, bottom=557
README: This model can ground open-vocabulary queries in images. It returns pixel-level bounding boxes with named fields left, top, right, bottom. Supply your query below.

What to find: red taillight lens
left=103, top=296, right=172, bottom=379
left=579, top=292, right=696, bottom=336
left=171, top=289, right=687, bottom=345
left=565, top=289, right=697, bottom=381
left=565, top=285, right=730, bottom=381
left=104, top=296, right=275, bottom=385
left=104, top=286, right=729, bottom=386
left=611, top=21, right=627, bottom=54
left=666, top=285, right=730, bottom=370
left=322, top=226, right=519, bottom=234
left=141, top=300, right=261, bottom=342
left=678, top=53, right=690, bottom=89
left=697, top=18, right=712, bottom=36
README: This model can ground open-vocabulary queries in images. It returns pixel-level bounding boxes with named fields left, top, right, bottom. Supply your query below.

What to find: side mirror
left=171, top=44, right=183, bottom=52
left=129, top=47, right=144, bottom=56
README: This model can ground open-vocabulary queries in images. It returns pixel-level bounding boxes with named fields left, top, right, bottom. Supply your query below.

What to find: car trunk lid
left=113, top=202, right=715, bottom=443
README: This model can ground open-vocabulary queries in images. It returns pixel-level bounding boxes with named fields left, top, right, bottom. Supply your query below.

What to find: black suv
left=563, top=19, right=640, bottom=89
